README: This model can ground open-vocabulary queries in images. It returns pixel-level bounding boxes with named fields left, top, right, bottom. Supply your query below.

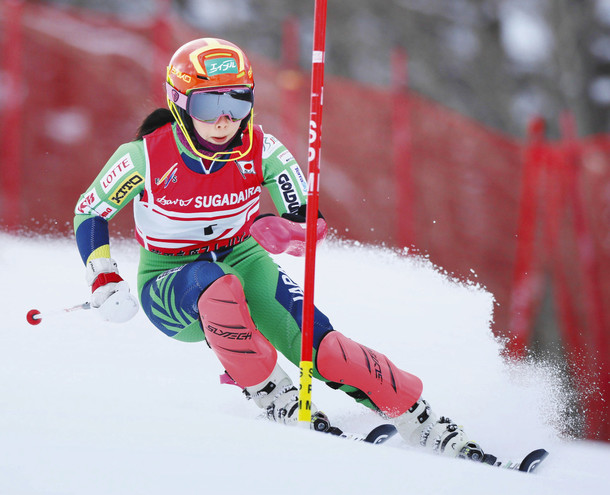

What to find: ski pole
left=26, top=302, right=91, bottom=325
left=298, top=0, right=328, bottom=425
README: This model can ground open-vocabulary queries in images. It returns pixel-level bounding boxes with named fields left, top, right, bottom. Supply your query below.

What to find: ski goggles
left=167, top=83, right=254, bottom=123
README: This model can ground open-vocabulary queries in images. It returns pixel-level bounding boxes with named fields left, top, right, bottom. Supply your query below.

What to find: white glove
left=86, top=258, right=139, bottom=323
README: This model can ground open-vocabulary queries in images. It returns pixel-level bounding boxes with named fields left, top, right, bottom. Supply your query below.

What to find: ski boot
left=243, top=363, right=331, bottom=433
left=393, top=399, right=486, bottom=461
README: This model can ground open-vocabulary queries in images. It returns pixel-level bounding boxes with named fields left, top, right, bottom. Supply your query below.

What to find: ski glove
left=250, top=206, right=327, bottom=257
left=85, top=258, right=139, bottom=323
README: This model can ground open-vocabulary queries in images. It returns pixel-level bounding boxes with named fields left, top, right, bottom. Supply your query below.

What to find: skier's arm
left=259, top=134, right=308, bottom=215
left=252, top=134, right=327, bottom=255
left=73, top=141, right=146, bottom=322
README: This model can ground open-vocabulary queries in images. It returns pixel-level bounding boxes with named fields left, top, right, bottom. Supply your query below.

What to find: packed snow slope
left=1, top=233, right=608, bottom=495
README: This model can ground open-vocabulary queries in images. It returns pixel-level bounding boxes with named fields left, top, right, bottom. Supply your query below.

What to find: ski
left=481, top=448, right=549, bottom=473
left=326, top=423, right=398, bottom=445
left=257, top=403, right=546, bottom=469
left=324, top=422, right=548, bottom=473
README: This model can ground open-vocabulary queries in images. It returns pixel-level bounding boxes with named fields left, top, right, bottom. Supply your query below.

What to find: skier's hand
left=86, top=258, right=139, bottom=323
left=250, top=212, right=327, bottom=257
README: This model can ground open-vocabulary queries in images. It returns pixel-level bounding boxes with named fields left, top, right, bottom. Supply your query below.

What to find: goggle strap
left=166, top=83, right=189, bottom=111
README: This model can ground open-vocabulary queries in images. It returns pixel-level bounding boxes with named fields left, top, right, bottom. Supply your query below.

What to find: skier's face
left=192, top=115, right=242, bottom=146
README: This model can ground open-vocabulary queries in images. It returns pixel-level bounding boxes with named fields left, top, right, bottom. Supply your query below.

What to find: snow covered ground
left=1, top=233, right=608, bottom=494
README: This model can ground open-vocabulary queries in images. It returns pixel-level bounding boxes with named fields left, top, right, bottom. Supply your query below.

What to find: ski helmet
left=166, top=38, right=255, bottom=160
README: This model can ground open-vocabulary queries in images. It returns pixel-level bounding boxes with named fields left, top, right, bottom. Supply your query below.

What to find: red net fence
left=1, top=0, right=608, bottom=441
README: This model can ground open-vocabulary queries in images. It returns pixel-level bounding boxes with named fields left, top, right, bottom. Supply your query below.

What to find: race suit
left=74, top=122, right=377, bottom=410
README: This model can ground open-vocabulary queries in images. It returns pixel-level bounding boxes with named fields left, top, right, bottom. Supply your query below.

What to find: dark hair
left=136, top=108, right=175, bottom=140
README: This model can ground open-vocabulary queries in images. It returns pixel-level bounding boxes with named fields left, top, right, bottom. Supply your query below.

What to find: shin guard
left=317, top=331, right=423, bottom=418
left=198, top=274, right=277, bottom=388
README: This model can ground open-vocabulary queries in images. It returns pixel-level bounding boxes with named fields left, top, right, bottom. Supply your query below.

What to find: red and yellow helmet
left=166, top=38, right=255, bottom=160
left=167, top=38, right=254, bottom=93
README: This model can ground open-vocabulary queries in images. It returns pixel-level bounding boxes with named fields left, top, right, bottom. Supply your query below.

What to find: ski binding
left=483, top=448, right=549, bottom=473
left=326, top=423, right=398, bottom=445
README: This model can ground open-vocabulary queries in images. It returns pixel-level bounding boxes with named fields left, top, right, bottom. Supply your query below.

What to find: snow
left=590, top=76, right=610, bottom=105
left=596, top=0, right=610, bottom=25
left=44, top=108, right=91, bottom=145
left=1, top=233, right=609, bottom=494
left=186, top=0, right=252, bottom=29
left=499, top=5, right=553, bottom=66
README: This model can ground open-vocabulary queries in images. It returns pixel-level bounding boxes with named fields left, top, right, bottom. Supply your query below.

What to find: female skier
left=74, top=38, right=485, bottom=461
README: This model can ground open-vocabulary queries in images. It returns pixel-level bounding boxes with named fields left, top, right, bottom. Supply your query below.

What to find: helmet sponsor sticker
left=170, top=66, right=192, bottom=83
left=205, top=57, right=238, bottom=76
left=276, top=172, right=300, bottom=213
left=75, top=187, right=101, bottom=215
left=109, top=172, right=144, bottom=206
left=262, top=134, right=282, bottom=159
left=101, top=154, right=135, bottom=193
left=290, top=164, right=308, bottom=195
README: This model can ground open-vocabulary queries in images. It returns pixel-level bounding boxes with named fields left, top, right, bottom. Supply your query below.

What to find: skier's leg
left=316, top=330, right=423, bottom=417
left=225, top=240, right=484, bottom=456
left=234, top=244, right=417, bottom=415
left=197, top=273, right=329, bottom=429
left=232, top=242, right=334, bottom=367
left=316, top=330, right=485, bottom=459
left=197, top=273, right=277, bottom=387
left=139, top=246, right=328, bottom=427
left=139, top=259, right=227, bottom=342
left=242, top=362, right=330, bottom=432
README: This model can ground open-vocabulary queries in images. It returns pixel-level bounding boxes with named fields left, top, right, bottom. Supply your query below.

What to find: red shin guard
left=317, top=331, right=423, bottom=418
left=198, top=274, right=277, bottom=388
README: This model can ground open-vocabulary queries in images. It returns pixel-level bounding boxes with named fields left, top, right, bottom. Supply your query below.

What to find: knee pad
left=317, top=331, right=423, bottom=418
left=198, top=274, right=277, bottom=388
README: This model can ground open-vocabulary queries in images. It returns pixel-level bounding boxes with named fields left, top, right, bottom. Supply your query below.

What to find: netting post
left=0, top=0, right=24, bottom=231
left=506, top=117, right=547, bottom=358
left=391, top=46, right=414, bottom=249
left=560, top=113, right=609, bottom=440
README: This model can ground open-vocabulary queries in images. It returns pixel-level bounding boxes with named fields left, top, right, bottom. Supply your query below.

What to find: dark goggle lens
left=187, top=89, right=253, bottom=123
